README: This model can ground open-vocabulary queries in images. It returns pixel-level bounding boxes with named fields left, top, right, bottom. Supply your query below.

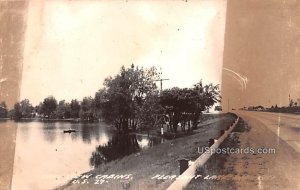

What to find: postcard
left=0, top=1, right=299, bottom=190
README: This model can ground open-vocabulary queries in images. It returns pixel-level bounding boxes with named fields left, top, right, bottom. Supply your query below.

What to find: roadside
left=56, top=113, right=236, bottom=190
left=134, top=113, right=230, bottom=138
left=231, top=112, right=300, bottom=189
left=187, top=112, right=300, bottom=189
left=186, top=118, right=249, bottom=189
left=236, top=111, right=300, bottom=154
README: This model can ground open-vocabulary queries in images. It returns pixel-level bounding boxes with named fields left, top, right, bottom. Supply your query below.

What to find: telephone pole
left=154, top=78, right=170, bottom=91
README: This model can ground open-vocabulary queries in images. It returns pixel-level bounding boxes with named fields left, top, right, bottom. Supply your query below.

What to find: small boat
left=63, top=129, right=77, bottom=133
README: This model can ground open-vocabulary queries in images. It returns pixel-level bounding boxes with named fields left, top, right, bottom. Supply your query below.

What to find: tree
left=12, top=99, right=34, bottom=120
left=0, top=101, right=8, bottom=118
left=94, top=89, right=106, bottom=120
left=56, top=100, right=67, bottom=119
left=7, top=109, right=15, bottom=119
left=13, top=102, right=22, bottom=120
left=99, top=64, right=161, bottom=132
left=70, top=99, right=80, bottom=118
left=41, top=96, right=57, bottom=118
left=80, top=96, right=95, bottom=121
left=160, top=81, right=220, bottom=133
left=35, top=102, right=43, bottom=115
left=20, top=99, right=34, bottom=118
left=64, top=103, right=71, bottom=119
left=137, top=92, right=164, bottom=135
left=160, top=87, right=197, bottom=132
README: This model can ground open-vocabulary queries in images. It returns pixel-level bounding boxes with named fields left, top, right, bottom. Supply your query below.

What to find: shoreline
left=55, top=113, right=237, bottom=190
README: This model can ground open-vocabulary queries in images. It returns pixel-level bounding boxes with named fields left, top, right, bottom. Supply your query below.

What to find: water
left=7, top=120, right=161, bottom=190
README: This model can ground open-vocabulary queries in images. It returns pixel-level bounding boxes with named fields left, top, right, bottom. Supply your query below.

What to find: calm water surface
left=9, top=121, right=161, bottom=190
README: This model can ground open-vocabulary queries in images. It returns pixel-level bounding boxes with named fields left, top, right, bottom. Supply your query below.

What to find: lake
left=7, top=120, right=162, bottom=190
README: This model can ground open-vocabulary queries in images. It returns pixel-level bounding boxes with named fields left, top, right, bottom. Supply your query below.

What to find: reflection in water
left=139, top=135, right=163, bottom=149
left=11, top=121, right=163, bottom=190
left=18, top=122, right=30, bottom=142
left=90, top=134, right=140, bottom=167
left=81, top=125, right=93, bottom=144
left=138, top=138, right=150, bottom=148
left=11, top=121, right=115, bottom=190
left=42, top=122, right=57, bottom=142
left=90, top=134, right=162, bottom=168
left=81, top=123, right=102, bottom=144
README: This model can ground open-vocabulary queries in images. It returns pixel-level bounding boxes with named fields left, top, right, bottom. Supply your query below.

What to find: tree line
left=0, top=64, right=220, bottom=134
left=4, top=97, right=96, bottom=121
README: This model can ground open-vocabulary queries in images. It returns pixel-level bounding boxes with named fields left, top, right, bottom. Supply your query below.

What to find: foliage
left=56, top=100, right=71, bottom=119
left=94, top=89, right=106, bottom=120
left=7, top=65, right=221, bottom=134
left=268, top=104, right=300, bottom=113
left=98, top=64, right=161, bottom=132
left=12, top=99, right=34, bottom=119
left=35, top=103, right=43, bottom=115
left=289, top=99, right=298, bottom=107
left=137, top=92, right=164, bottom=132
left=70, top=99, right=80, bottom=118
left=90, top=134, right=139, bottom=167
left=41, top=96, right=57, bottom=118
left=0, top=101, right=8, bottom=118
left=160, top=81, right=220, bottom=132
left=13, top=103, right=22, bottom=120
left=79, top=96, right=96, bottom=121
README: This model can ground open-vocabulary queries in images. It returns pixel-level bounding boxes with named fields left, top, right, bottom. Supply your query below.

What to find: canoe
left=63, top=129, right=77, bottom=133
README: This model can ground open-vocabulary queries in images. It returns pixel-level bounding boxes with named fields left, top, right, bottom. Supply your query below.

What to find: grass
left=56, top=113, right=237, bottom=190
left=185, top=118, right=249, bottom=190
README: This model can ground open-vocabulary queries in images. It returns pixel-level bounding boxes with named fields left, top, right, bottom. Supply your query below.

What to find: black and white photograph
left=0, top=0, right=300, bottom=190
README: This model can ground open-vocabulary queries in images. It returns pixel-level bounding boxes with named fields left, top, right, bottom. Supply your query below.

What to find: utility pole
left=154, top=78, right=170, bottom=91
left=153, top=78, right=169, bottom=137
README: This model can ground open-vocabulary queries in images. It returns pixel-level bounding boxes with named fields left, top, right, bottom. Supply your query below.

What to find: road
left=236, top=111, right=300, bottom=154
left=231, top=111, right=300, bottom=189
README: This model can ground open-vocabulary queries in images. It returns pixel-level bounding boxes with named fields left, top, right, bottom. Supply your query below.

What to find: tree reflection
left=81, top=124, right=92, bottom=144
left=90, top=134, right=140, bottom=168
left=81, top=123, right=104, bottom=144
left=42, top=122, right=57, bottom=143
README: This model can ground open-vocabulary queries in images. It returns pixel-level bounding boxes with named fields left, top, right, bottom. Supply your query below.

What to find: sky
left=221, top=0, right=300, bottom=110
left=20, top=0, right=227, bottom=106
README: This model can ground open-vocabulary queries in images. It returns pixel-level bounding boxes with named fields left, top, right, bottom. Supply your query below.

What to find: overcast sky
left=20, top=0, right=227, bottom=106
left=220, top=0, right=300, bottom=109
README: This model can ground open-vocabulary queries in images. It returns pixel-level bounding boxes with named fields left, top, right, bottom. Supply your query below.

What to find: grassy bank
left=186, top=118, right=250, bottom=190
left=56, top=113, right=237, bottom=190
